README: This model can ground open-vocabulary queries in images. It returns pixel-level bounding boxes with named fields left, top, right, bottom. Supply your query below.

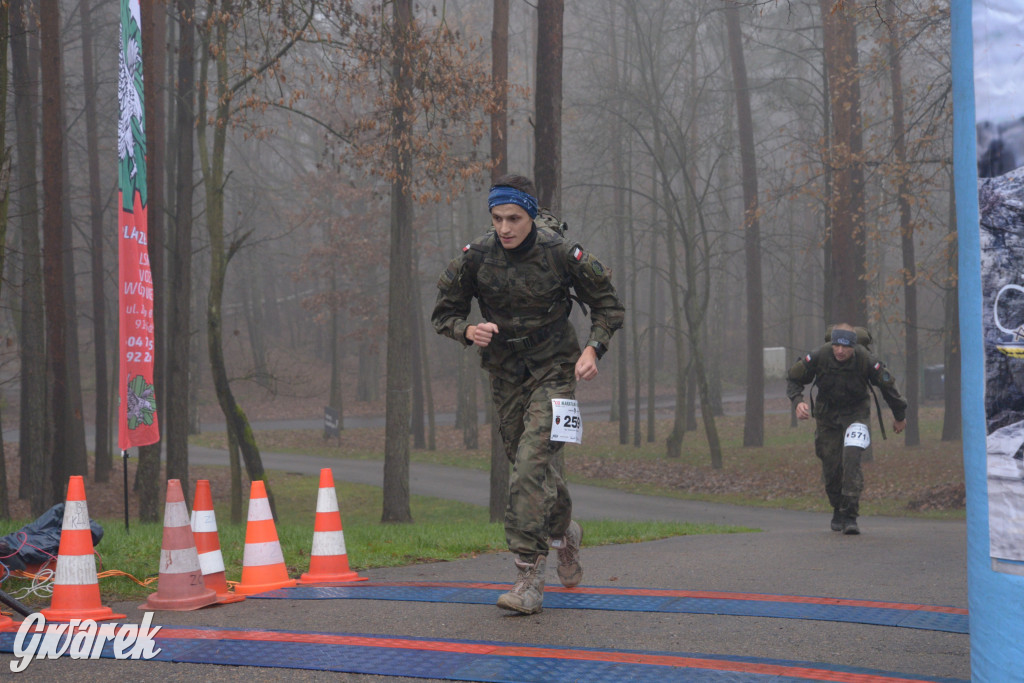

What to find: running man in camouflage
left=432, top=174, right=625, bottom=614
left=787, top=324, right=907, bottom=535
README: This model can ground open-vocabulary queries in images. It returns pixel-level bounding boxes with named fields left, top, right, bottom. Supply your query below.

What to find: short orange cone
left=191, top=480, right=244, bottom=603
left=142, top=479, right=219, bottom=611
left=299, top=468, right=367, bottom=584
left=234, top=480, right=296, bottom=595
left=41, top=476, right=126, bottom=622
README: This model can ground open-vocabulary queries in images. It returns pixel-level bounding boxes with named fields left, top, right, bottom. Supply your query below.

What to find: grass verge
left=0, top=472, right=749, bottom=605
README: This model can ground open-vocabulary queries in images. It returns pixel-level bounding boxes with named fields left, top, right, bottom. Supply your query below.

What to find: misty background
left=0, top=0, right=960, bottom=520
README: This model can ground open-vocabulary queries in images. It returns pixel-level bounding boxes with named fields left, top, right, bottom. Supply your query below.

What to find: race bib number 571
left=550, top=399, right=582, bottom=444
left=844, top=422, right=870, bottom=449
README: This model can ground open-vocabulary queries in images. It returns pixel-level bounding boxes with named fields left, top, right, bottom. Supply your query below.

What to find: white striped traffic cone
left=41, top=476, right=126, bottom=622
left=141, top=479, right=219, bottom=611
left=191, top=480, right=244, bottom=603
left=299, top=468, right=367, bottom=584
left=235, top=480, right=297, bottom=595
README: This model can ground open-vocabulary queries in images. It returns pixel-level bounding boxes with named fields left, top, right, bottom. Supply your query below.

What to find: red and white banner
left=117, top=0, right=158, bottom=449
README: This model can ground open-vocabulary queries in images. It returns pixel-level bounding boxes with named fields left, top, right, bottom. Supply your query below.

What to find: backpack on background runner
left=824, top=324, right=873, bottom=350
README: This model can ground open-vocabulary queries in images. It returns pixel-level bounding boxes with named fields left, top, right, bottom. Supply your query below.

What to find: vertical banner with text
left=117, top=0, right=158, bottom=449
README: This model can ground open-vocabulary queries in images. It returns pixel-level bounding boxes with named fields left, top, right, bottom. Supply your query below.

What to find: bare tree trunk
left=646, top=168, right=657, bottom=444
left=357, top=340, right=379, bottom=401
left=328, top=265, right=343, bottom=429
left=197, top=1, right=274, bottom=518
left=819, top=0, right=867, bottom=325
left=80, top=0, right=112, bottom=483
left=243, top=265, right=270, bottom=388
left=135, top=0, right=166, bottom=519
left=41, top=0, right=68, bottom=506
left=488, top=0, right=509, bottom=520
left=411, top=273, right=426, bottom=449
left=885, top=1, right=919, bottom=446
left=725, top=2, right=764, bottom=448
left=12, top=0, right=47, bottom=512
left=0, top=3, right=10, bottom=518
left=60, top=98, right=88, bottom=479
left=660, top=163, right=686, bottom=460
left=412, top=263, right=436, bottom=451
left=942, top=177, right=961, bottom=441
left=167, top=0, right=196, bottom=492
left=189, top=249, right=203, bottom=435
left=491, top=0, right=509, bottom=178
left=608, top=6, right=629, bottom=445
left=229, top=423, right=242, bottom=524
left=534, top=0, right=562, bottom=213
left=382, top=0, right=414, bottom=523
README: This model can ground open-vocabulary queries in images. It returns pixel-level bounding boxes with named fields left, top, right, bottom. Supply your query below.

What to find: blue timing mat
left=250, top=581, right=969, bottom=634
left=0, top=623, right=968, bottom=682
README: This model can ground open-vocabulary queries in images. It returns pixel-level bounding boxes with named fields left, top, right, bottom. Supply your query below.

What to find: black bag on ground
left=0, top=503, right=104, bottom=572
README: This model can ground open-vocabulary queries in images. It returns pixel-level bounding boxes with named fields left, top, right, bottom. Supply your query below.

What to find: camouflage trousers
left=491, top=366, right=576, bottom=561
left=814, top=418, right=868, bottom=511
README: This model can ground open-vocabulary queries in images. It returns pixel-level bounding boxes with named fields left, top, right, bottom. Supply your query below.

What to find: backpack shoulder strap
left=854, top=346, right=888, bottom=440
left=463, top=231, right=496, bottom=277
left=536, top=228, right=588, bottom=317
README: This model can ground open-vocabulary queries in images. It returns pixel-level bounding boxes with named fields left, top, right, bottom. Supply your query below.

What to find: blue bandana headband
left=831, top=328, right=857, bottom=347
left=488, top=186, right=538, bottom=219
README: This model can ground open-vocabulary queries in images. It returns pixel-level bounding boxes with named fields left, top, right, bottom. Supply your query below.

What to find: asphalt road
left=1, top=381, right=970, bottom=681
left=3, top=441, right=970, bottom=682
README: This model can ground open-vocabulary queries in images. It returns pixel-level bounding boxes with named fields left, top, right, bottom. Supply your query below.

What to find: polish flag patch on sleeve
left=805, top=354, right=812, bottom=363
left=874, top=362, right=881, bottom=370
left=462, top=244, right=471, bottom=252
left=573, top=247, right=583, bottom=261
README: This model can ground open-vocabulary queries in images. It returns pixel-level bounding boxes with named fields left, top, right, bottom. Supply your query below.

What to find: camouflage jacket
left=786, top=344, right=908, bottom=427
left=431, top=226, right=625, bottom=383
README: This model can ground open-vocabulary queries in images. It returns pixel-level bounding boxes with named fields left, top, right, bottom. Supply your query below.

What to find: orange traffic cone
left=299, top=468, right=367, bottom=584
left=191, top=480, right=244, bottom=603
left=234, top=480, right=296, bottom=595
left=41, top=476, right=126, bottom=622
left=141, top=479, right=219, bottom=611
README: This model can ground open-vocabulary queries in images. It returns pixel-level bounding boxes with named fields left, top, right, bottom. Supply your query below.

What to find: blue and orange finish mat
left=0, top=580, right=968, bottom=682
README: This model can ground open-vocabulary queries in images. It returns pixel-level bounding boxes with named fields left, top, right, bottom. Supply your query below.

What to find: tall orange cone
left=191, top=480, right=244, bottom=604
left=41, top=476, right=126, bottom=622
left=299, top=468, right=367, bottom=584
left=142, top=479, right=219, bottom=611
left=234, top=480, right=296, bottom=595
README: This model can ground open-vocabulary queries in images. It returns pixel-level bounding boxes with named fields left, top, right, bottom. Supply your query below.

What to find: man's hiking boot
left=840, top=496, right=860, bottom=535
left=496, top=556, right=546, bottom=614
left=551, top=520, right=583, bottom=588
left=830, top=509, right=843, bottom=532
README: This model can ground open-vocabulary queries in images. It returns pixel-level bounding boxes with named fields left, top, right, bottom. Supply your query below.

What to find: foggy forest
left=0, top=0, right=959, bottom=521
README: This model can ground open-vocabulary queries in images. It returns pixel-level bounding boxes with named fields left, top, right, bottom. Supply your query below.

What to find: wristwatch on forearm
left=587, top=340, right=607, bottom=360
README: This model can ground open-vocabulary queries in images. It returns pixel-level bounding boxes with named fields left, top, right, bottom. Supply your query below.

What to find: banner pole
left=122, top=449, right=130, bottom=533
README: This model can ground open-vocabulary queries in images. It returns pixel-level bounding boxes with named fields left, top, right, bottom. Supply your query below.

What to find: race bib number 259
left=550, top=399, right=582, bottom=444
